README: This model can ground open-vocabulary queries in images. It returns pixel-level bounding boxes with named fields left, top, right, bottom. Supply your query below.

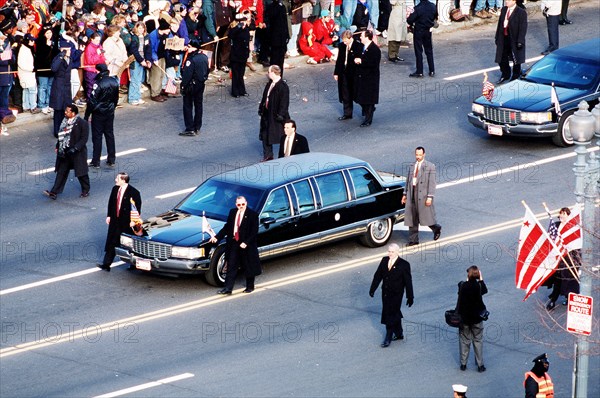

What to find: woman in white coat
left=387, top=0, right=409, bottom=62
left=102, top=25, right=128, bottom=77
left=17, top=34, right=40, bottom=113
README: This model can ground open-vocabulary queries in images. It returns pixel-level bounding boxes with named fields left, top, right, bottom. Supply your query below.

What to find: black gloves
left=369, top=291, right=374, bottom=298
left=516, top=43, right=523, bottom=50
left=407, top=298, right=414, bottom=307
left=67, top=147, right=77, bottom=155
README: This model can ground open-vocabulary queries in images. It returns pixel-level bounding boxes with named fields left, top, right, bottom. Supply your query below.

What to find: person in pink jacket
left=83, top=32, right=106, bottom=100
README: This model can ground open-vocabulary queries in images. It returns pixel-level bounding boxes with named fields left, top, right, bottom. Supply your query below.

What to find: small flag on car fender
left=551, top=83, right=561, bottom=116
left=482, top=72, right=494, bottom=101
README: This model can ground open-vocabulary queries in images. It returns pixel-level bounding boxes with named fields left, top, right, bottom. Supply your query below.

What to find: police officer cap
left=533, top=353, right=549, bottom=363
left=188, top=39, right=201, bottom=49
left=452, top=384, right=468, bottom=393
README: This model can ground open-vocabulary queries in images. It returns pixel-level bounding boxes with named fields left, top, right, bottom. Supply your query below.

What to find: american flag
left=202, top=211, right=216, bottom=238
left=550, top=83, right=562, bottom=116
left=482, top=72, right=494, bottom=101
left=164, top=77, right=177, bottom=94
left=515, top=203, right=563, bottom=300
left=130, top=198, right=143, bottom=236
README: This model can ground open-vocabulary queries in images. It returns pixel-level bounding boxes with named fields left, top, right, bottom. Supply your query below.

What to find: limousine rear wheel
left=205, top=246, right=226, bottom=287
left=360, top=218, right=393, bottom=248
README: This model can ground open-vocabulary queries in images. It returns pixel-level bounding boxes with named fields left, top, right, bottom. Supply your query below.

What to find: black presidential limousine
left=116, top=153, right=406, bottom=286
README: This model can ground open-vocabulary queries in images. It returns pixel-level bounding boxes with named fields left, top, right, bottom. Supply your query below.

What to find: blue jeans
left=128, top=61, right=145, bottom=103
left=23, top=86, right=38, bottom=110
left=474, top=0, right=487, bottom=11
left=37, top=76, right=53, bottom=109
left=0, top=85, right=11, bottom=118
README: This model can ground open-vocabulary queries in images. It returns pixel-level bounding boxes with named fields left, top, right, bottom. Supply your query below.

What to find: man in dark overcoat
left=353, top=30, right=380, bottom=127
left=494, top=0, right=527, bottom=83
left=369, top=243, right=414, bottom=347
left=99, top=172, right=142, bottom=271
left=258, top=65, right=289, bottom=161
left=210, top=196, right=261, bottom=295
left=334, top=29, right=362, bottom=121
left=50, top=44, right=81, bottom=138
left=401, top=146, right=441, bottom=245
left=264, top=0, right=290, bottom=75
left=43, top=105, right=90, bottom=200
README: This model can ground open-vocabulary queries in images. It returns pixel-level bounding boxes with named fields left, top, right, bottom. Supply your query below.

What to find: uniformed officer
left=524, top=353, right=554, bottom=398
left=179, top=39, right=209, bottom=136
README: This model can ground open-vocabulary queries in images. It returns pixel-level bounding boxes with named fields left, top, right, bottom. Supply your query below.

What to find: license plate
left=487, top=125, right=503, bottom=136
left=135, top=257, right=151, bottom=271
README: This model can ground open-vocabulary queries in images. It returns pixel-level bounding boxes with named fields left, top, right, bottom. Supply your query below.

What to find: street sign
left=567, top=293, right=593, bottom=336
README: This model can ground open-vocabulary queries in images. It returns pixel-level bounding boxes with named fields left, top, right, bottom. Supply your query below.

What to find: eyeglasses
left=236, top=203, right=246, bottom=207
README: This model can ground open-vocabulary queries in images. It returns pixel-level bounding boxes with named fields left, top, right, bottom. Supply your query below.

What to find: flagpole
left=541, top=203, right=580, bottom=282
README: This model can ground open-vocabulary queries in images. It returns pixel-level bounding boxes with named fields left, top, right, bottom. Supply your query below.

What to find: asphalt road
left=1, top=3, right=599, bottom=397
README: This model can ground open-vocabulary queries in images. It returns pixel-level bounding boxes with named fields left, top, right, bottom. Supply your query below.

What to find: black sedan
left=468, top=38, right=600, bottom=146
left=116, top=153, right=406, bottom=286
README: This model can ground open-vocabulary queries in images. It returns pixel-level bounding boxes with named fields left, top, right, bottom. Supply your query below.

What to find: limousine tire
left=205, top=246, right=226, bottom=287
left=552, top=109, right=576, bottom=147
left=360, top=218, right=393, bottom=248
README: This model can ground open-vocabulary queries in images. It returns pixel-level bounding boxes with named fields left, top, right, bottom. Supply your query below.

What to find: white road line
left=437, top=146, right=599, bottom=189
left=0, top=262, right=123, bottom=296
left=443, top=55, right=544, bottom=81
left=155, top=187, right=194, bottom=200
left=28, top=148, right=147, bottom=176
left=93, top=373, right=194, bottom=398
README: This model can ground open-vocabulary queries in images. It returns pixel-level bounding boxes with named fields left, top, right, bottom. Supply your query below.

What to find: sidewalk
left=1, top=0, right=579, bottom=131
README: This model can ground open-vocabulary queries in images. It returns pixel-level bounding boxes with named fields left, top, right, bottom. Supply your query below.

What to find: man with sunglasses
left=210, top=196, right=261, bottom=294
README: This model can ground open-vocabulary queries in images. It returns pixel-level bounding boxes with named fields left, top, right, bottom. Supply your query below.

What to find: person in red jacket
left=313, top=10, right=338, bottom=47
left=298, top=21, right=332, bottom=64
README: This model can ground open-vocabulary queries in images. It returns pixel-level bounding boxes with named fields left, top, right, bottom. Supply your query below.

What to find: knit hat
left=320, top=10, right=330, bottom=18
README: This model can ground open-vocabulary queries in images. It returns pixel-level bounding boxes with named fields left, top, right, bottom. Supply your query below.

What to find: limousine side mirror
left=261, top=217, right=276, bottom=227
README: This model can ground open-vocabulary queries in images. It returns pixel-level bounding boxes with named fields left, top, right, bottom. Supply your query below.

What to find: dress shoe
left=89, top=162, right=100, bottom=169
left=496, top=77, right=509, bottom=84
left=260, top=156, right=274, bottom=162
left=433, top=225, right=442, bottom=241
left=392, top=334, right=404, bottom=341
left=460, top=364, right=467, bottom=371
left=217, top=289, right=232, bottom=295
left=338, top=115, right=352, bottom=120
left=179, top=130, right=195, bottom=137
left=407, top=241, right=419, bottom=247
left=478, top=365, right=486, bottom=373
left=388, top=57, right=404, bottom=63
left=360, top=121, right=371, bottom=127
left=380, top=340, right=391, bottom=348
left=97, top=264, right=110, bottom=272
left=409, top=72, right=424, bottom=78
left=546, top=300, right=556, bottom=311
left=43, top=190, right=57, bottom=200
left=151, top=95, right=165, bottom=102
left=243, top=288, right=254, bottom=293
left=194, top=130, right=200, bottom=135
left=541, top=50, right=550, bottom=55
left=106, top=162, right=115, bottom=168
left=80, top=191, right=89, bottom=198
left=246, top=62, right=257, bottom=71
left=429, top=71, right=435, bottom=77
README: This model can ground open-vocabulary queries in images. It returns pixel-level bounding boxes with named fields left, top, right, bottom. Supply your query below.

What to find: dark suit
left=278, top=133, right=310, bottom=158
left=102, top=184, right=142, bottom=267
left=50, top=116, right=90, bottom=195
left=354, top=41, right=381, bottom=125
left=214, top=207, right=262, bottom=291
left=495, top=5, right=528, bottom=81
left=258, top=78, right=290, bottom=159
left=334, top=38, right=362, bottom=118
left=229, top=22, right=250, bottom=97
left=406, top=0, right=437, bottom=75
left=370, top=256, right=414, bottom=339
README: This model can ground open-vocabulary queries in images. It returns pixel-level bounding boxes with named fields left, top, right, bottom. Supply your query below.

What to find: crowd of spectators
left=0, top=0, right=518, bottom=135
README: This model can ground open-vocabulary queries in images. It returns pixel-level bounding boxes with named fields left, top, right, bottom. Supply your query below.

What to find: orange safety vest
left=524, top=371, right=554, bottom=398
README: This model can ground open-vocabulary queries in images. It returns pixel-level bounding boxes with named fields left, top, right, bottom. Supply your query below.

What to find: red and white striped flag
left=165, top=77, right=177, bottom=94
left=515, top=202, right=563, bottom=300
left=482, top=72, right=494, bottom=101
left=202, top=211, right=216, bottom=238
left=550, top=83, right=561, bottom=116
left=558, top=204, right=582, bottom=252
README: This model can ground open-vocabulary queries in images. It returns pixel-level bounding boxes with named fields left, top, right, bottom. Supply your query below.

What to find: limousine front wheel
left=360, top=218, right=393, bottom=248
left=205, top=246, right=226, bottom=286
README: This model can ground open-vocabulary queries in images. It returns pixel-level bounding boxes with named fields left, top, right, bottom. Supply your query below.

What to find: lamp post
left=569, top=100, right=600, bottom=398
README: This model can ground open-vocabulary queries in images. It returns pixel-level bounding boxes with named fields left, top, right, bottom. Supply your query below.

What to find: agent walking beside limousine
left=401, top=146, right=441, bottom=246
left=210, top=196, right=262, bottom=294
left=369, top=243, right=414, bottom=348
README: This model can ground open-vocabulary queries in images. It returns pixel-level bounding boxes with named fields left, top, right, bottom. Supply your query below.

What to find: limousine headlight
left=171, top=246, right=204, bottom=259
left=120, top=235, right=133, bottom=248
left=521, top=111, right=552, bottom=124
left=472, top=103, right=484, bottom=115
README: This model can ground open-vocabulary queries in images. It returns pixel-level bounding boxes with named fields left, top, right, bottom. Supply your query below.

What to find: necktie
left=234, top=211, right=242, bottom=241
left=504, top=9, right=511, bottom=36
left=344, top=43, right=349, bottom=67
left=413, top=162, right=419, bottom=186
left=266, top=82, right=275, bottom=108
left=284, top=136, right=292, bottom=157
left=116, top=188, right=123, bottom=217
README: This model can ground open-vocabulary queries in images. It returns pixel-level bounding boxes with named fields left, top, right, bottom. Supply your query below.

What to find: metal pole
left=572, top=105, right=600, bottom=398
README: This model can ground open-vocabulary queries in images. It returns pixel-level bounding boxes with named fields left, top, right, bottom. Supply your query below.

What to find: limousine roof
left=552, top=38, right=600, bottom=62
left=211, top=152, right=371, bottom=190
